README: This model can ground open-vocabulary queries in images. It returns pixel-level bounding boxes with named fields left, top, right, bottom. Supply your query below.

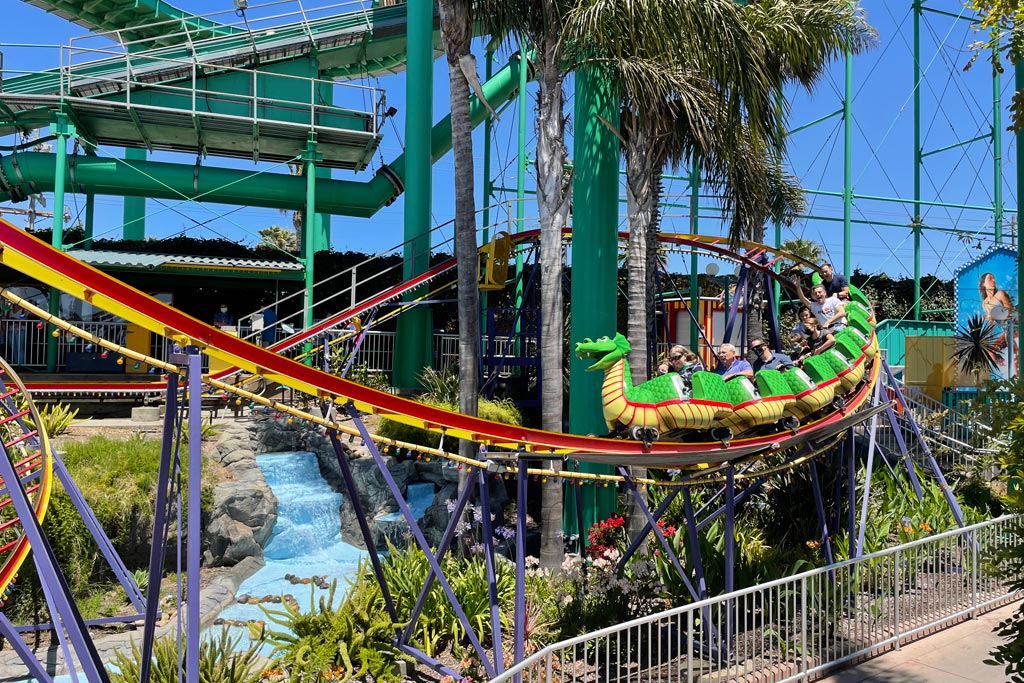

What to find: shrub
left=259, top=568, right=412, bottom=682
left=108, top=628, right=263, bottom=683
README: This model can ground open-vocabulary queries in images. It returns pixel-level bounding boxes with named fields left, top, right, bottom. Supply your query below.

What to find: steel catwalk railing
left=490, top=515, right=1020, bottom=683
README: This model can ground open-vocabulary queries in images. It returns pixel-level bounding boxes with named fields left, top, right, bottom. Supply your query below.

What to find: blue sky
left=0, top=0, right=1015, bottom=285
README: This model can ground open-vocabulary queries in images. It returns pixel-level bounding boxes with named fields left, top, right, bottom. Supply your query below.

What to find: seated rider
left=657, top=345, right=705, bottom=393
left=714, top=343, right=754, bottom=379
left=796, top=319, right=835, bottom=363
left=749, top=338, right=795, bottom=372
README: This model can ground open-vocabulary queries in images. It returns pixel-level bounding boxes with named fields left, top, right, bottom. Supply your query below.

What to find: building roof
left=66, top=249, right=304, bottom=280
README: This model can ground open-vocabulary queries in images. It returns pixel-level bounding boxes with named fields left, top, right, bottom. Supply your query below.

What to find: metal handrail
left=490, top=515, right=1020, bottom=683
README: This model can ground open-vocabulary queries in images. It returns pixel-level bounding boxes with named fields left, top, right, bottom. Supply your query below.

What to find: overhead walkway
left=0, top=2, right=435, bottom=168
left=21, top=0, right=238, bottom=46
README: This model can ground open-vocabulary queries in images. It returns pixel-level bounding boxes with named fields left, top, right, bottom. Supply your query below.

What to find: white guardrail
left=491, top=516, right=1021, bottom=683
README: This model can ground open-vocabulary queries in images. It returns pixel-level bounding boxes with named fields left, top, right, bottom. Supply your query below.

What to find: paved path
left=819, top=601, right=1019, bottom=683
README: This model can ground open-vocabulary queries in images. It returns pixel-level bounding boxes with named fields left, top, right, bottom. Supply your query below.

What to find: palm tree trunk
left=438, top=0, right=480, bottom=473
left=536, top=38, right=569, bottom=572
left=622, top=114, right=668, bottom=549
left=745, top=223, right=766, bottom=346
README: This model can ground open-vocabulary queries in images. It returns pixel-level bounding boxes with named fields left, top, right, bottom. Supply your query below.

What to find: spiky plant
left=953, top=314, right=1002, bottom=381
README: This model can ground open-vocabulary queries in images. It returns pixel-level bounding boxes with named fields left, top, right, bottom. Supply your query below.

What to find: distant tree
left=780, top=238, right=824, bottom=273
left=259, top=225, right=297, bottom=252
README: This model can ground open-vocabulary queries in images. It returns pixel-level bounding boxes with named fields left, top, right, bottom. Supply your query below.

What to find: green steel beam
left=804, top=188, right=1000, bottom=213
left=689, top=164, right=700, bottom=352
left=920, top=5, right=974, bottom=22
left=913, top=0, right=922, bottom=318
left=122, top=147, right=147, bottom=241
left=47, top=113, right=71, bottom=372
left=1017, top=60, right=1024, bottom=338
left=83, top=193, right=94, bottom=249
left=788, top=108, right=844, bottom=135
left=843, top=26, right=853, bottom=276
left=567, top=65, right=619, bottom=530
left=919, top=133, right=992, bottom=159
left=393, top=0, right=433, bottom=391
left=0, top=55, right=527, bottom=216
left=994, top=40, right=1004, bottom=244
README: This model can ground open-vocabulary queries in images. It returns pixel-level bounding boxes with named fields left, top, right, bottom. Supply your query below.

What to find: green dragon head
left=574, top=333, right=631, bottom=371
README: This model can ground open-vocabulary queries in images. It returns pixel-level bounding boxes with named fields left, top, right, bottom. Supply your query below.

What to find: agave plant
left=953, top=314, right=1002, bottom=381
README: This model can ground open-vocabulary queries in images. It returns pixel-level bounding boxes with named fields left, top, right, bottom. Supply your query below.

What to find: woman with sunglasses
left=657, top=344, right=705, bottom=386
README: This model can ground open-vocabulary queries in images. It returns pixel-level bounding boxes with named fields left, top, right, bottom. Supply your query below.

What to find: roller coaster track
left=18, top=229, right=820, bottom=396
left=0, top=358, right=54, bottom=597
left=0, top=218, right=880, bottom=459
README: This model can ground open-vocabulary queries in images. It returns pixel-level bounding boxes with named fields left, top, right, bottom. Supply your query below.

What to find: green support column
left=1016, top=61, right=1024, bottom=321
left=567, top=65, right=620, bottom=529
left=47, top=114, right=73, bottom=372
left=912, top=0, right=923, bottom=319
left=994, top=41, right=1004, bottom=244
left=482, top=50, right=495, bottom=235
left=122, top=147, right=147, bottom=240
left=514, top=47, right=529, bottom=343
left=393, top=0, right=434, bottom=391
left=302, top=137, right=321, bottom=352
left=84, top=193, right=95, bottom=249
left=842, top=31, right=853, bottom=276
left=688, top=164, right=700, bottom=351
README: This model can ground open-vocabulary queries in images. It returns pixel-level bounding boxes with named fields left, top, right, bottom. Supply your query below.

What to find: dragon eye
left=597, top=336, right=610, bottom=342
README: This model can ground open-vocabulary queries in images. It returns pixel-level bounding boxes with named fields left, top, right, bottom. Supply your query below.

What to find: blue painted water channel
left=212, top=451, right=434, bottom=653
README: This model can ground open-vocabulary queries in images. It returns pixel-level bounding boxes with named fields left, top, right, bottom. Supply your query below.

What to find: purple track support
left=514, top=453, right=527, bottom=679
left=51, top=455, right=144, bottom=611
left=682, top=488, right=710, bottom=600
left=340, top=309, right=377, bottom=378
left=722, top=266, right=748, bottom=346
left=185, top=351, right=203, bottom=683
left=140, top=370, right=180, bottom=683
left=398, top=644, right=461, bottom=680
left=324, top=428, right=397, bottom=621
left=879, top=362, right=926, bottom=501
left=724, top=464, right=736, bottom=653
left=0, top=431, right=107, bottom=682
left=856, top=378, right=884, bottom=558
left=476, top=466, right=505, bottom=674
left=724, top=465, right=735, bottom=594
left=765, top=269, right=782, bottom=351
left=345, top=406, right=495, bottom=677
left=808, top=459, right=835, bottom=567
left=398, top=471, right=473, bottom=646
left=846, top=430, right=856, bottom=558
left=616, top=468, right=697, bottom=600
left=696, top=477, right=767, bottom=533
left=0, top=611, right=52, bottom=682
left=881, top=363, right=966, bottom=527
left=619, top=486, right=681, bottom=567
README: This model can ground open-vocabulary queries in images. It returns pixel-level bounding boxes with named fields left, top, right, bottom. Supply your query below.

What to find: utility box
left=905, top=335, right=968, bottom=401
left=124, top=323, right=151, bottom=374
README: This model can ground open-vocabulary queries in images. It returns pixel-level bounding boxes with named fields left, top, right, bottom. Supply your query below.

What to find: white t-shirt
left=811, top=296, right=846, bottom=331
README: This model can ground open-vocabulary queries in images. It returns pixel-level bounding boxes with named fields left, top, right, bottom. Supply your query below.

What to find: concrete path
left=819, top=601, right=1019, bottom=683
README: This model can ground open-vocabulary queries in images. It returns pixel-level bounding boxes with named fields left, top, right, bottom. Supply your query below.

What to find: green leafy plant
left=108, top=628, right=263, bottom=683
left=953, top=314, right=1002, bottom=381
left=260, top=568, right=412, bottom=682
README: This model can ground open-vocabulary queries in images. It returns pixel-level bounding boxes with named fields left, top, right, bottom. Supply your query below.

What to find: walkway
left=819, top=601, right=1019, bottom=683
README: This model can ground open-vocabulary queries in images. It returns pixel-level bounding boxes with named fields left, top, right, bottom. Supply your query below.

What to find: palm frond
left=953, top=314, right=1002, bottom=378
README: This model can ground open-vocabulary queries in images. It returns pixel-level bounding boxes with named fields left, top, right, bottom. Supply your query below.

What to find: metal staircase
left=872, top=371, right=1006, bottom=470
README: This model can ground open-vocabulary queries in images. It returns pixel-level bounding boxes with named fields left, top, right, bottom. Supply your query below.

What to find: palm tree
left=565, top=0, right=872, bottom=538
left=781, top=237, right=825, bottom=272
left=438, top=0, right=481, bottom=469
left=480, top=0, right=574, bottom=571
left=258, top=225, right=297, bottom=251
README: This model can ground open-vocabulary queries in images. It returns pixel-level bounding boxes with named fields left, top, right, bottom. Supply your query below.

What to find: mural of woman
left=979, top=271, right=1017, bottom=372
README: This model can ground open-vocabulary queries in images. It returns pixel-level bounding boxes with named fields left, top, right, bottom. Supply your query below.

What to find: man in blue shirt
left=714, top=343, right=754, bottom=379
left=750, top=338, right=795, bottom=372
left=821, top=263, right=850, bottom=300
left=213, top=304, right=235, bottom=330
